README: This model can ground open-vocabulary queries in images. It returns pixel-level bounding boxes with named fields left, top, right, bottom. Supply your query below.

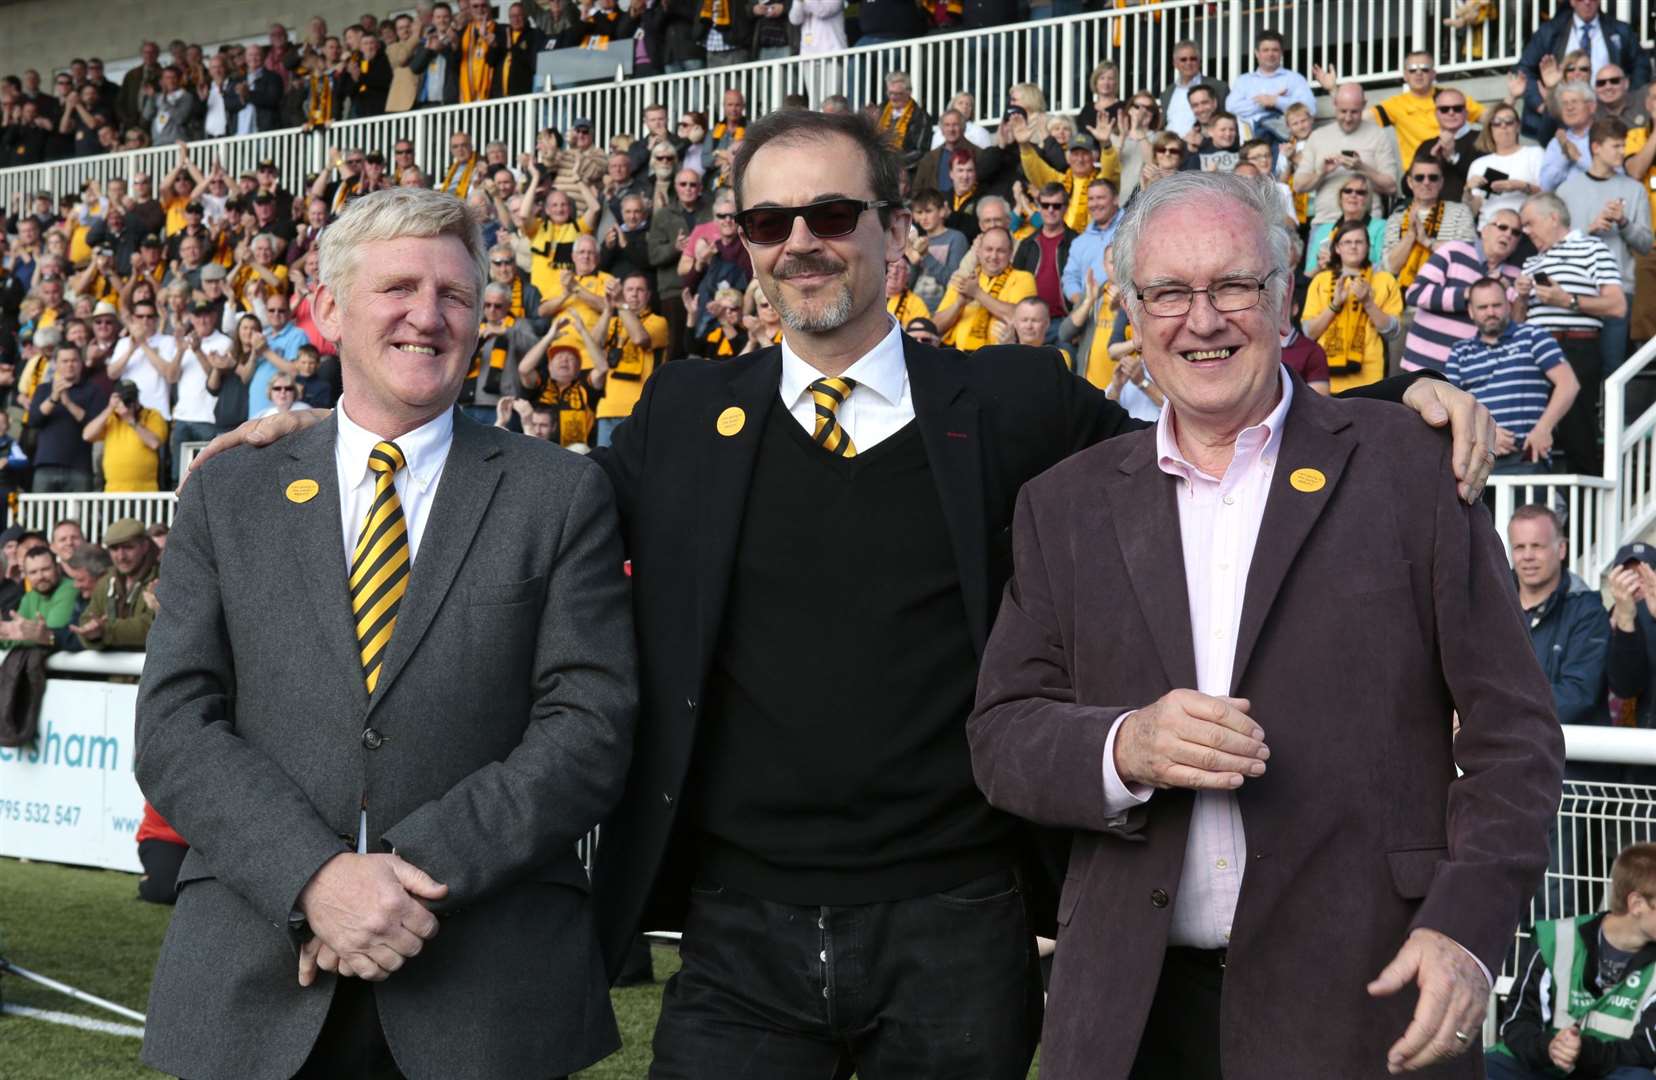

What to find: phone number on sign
left=0, top=799, right=81, bottom=826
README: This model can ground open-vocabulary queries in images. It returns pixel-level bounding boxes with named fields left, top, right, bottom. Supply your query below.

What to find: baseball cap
left=189, top=300, right=216, bottom=315
left=904, top=317, right=941, bottom=337
left=185, top=200, right=203, bottom=214
left=573, top=117, right=593, bottom=130
left=1068, top=132, right=1098, bottom=153
left=1612, top=542, right=1656, bottom=569
left=257, top=158, right=278, bottom=172
left=200, top=263, right=227, bottom=281
left=0, top=526, right=26, bottom=547
left=139, top=233, right=162, bottom=249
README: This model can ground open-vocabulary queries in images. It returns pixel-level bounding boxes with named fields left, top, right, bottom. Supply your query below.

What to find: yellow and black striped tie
left=350, top=441, right=409, bottom=693
left=809, top=376, right=857, bottom=458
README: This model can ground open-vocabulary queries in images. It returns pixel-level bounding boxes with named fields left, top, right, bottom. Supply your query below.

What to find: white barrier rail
left=0, top=0, right=1593, bottom=210
left=10, top=492, right=175, bottom=543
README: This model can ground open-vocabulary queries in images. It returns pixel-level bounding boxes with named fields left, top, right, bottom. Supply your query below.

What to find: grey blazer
left=135, top=411, right=637, bottom=1080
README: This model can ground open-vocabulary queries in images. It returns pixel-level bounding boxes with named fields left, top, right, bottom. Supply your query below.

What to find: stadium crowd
left=2, top=2, right=1656, bottom=487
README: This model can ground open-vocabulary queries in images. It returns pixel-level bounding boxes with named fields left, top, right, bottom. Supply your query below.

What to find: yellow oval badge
left=1289, top=468, right=1326, bottom=493
left=716, top=406, right=745, bottom=437
left=286, top=478, right=320, bottom=504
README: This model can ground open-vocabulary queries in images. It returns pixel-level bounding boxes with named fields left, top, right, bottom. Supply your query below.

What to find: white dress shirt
left=778, top=317, right=914, bottom=450
left=335, top=400, right=454, bottom=854
left=1574, top=16, right=1612, bottom=82
left=111, top=335, right=178, bottom=420
left=1101, top=368, right=1293, bottom=949
left=333, top=400, right=454, bottom=572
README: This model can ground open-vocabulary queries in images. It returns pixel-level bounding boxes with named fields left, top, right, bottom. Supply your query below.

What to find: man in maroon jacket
left=969, top=171, right=1564, bottom=1079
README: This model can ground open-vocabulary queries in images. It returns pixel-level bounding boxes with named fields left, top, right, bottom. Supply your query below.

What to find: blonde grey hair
left=318, top=186, right=486, bottom=308
left=1112, top=171, right=1295, bottom=318
left=1554, top=81, right=1595, bottom=110
left=1523, top=191, right=1571, bottom=228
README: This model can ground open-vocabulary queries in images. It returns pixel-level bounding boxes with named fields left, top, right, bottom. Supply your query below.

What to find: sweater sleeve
left=1405, top=249, right=1466, bottom=315
left=1608, top=617, right=1650, bottom=700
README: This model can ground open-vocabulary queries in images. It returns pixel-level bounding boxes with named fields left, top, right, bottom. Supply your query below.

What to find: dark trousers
left=1554, top=334, right=1603, bottom=475
left=661, top=289, right=689, bottom=361
left=30, top=464, right=92, bottom=493
left=292, top=978, right=404, bottom=1080
left=1485, top=1050, right=1652, bottom=1079
left=649, top=869, right=1041, bottom=1080
left=1128, top=947, right=1226, bottom=1080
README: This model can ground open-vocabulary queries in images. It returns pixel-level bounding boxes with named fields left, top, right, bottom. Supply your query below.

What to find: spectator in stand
left=340, top=33, right=392, bottom=119
left=84, top=378, right=168, bottom=492
left=1403, top=210, right=1524, bottom=373
left=72, top=517, right=156, bottom=651
left=915, top=110, right=985, bottom=197
left=489, top=3, right=547, bottom=98
left=1062, top=177, right=1122, bottom=307
left=60, top=82, right=114, bottom=159
left=1302, top=220, right=1403, bottom=391
left=1541, top=82, right=1601, bottom=192
left=239, top=44, right=285, bottom=133
left=140, top=67, right=198, bottom=147
left=1485, top=843, right=1656, bottom=1079
left=1382, top=156, right=1477, bottom=291
left=1013, top=118, right=1108, bottom=234
left=680, top=191, right=751, bottom=334
left=1422, top=88, right=1482, bottom=203
left=1466, top=104, right=1546, bottom=228
left=1608, top=547, right=1656, bottom=736
left=1013, top=182, right=1076, bottom=319
left=410, top=3, right=462, bottom=107
left=647, top=167, right=710, bottom=358
left=875, top=72, right=931, bottom=166
left=886, top=256, right=930, bottom=326
left=521, top=182, right=590, bottom=301
left=699, top=0, right=755, bottom=68
left=1304, top=173, right=1385, bottom=275
left=588, top=272, right=668, bottom=447
left=1181, top=110, right=1242, bottom=173
left=1160, top=39, right=1230, bottom=143
left=0, top=543, right=79, bottom=653
left=936, top=227, right=1036, bottom=351
left=251, top=373, right=314, bottom=419
left=515, top=332, right=597, bottom=445
left=1595, top=64, right=1644, bottom=127
left=1557, top=115, right=1652, bottom=376
left=903, top=189, right=966, bottom=310
left=244, top=292, right=308, bottom=413
left=1362, top=52, right=1486, bottom=173
left=382, top=15, right=420, bottom=114
left=600, top=193, right=653, bottom=287
left=61, top=542, right=110, bottom=651
left=118, top=42, right=163, bottom=132
left=486, top=242, right=544, bottom=328
left=49, top=520, right=84, bottom=578
left=26, top=343, right=104, bottom=492
left=789, top=0, right=847, bottom=67
left=1518, top=192, right=1625, bottom=474
left=1516, top=0, right=1650, bottom=141
left=1443, top=280, right=1579, bottom=474
left=457, top=283, right=537, bottom=422
left=169, top=301, right=231, bottom=481
left=1225, top=30, right=1313, bottom=142
left=1279, top=325, right=1332, bottom=394
left=108, top=301, right=177, bottom=421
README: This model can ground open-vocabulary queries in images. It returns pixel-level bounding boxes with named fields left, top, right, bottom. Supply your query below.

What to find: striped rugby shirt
left=1400, top=240, right=1519, bottom=373
left=1521, top=231, right=1620, bottom=331
left=1443, top=321, right=1567, bottom=443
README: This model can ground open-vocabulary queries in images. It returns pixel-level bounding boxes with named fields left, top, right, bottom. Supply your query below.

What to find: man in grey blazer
left=136, top=186, right=635, bottom=1080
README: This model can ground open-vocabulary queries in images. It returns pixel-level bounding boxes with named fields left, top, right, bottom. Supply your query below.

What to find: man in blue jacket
left=1517, top=0, right=1650, bottom=140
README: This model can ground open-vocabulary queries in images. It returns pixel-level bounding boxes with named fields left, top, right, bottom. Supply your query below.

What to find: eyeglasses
left=1340, top=186, right=1368, bottom=196
left=394, top=146, right=414, bottom=155
left=1406, top=64, right=1434, bottom=73
left=1491, top=117, right=1518, bottom=127
left=1410, top=173, right=1443, bottom=183
left=490, top=258, right=514, bottom=265
left=1489, top=221, right=1519, bottom=233
left=735, top=197, right=891, bottom=245
left=1567, top=64, right=1591, bottom=73
left=132, top=311, right=157, bottom=319
left=715, top=212, right=735, bottom=221
left=481, top=303, right=507, bottom=310
left=1039, top=200, right=1067, bottom=210
left=1155, top=147, right=1183, bottom=157
left=652, top=155, right=676, bottom=162
left=270, top=385, right=296, bottom=393
left=1598, top=76, right=1626, bottom=86
left=266, top=307, right=289, bottom=315
left=1436, top=103, right=1466, bottom=113
left=1133, top=269, right=1282, bottom=318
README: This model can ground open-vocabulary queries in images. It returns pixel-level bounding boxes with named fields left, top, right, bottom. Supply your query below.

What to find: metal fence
left=4, top=0, right=1640, bottom=210
left=11, top=491, right=176, bottom=542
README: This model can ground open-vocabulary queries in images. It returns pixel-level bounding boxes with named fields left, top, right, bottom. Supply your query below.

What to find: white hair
left=1523, top=191, right=1571, bottom=229
left=317, top=186, right=486, bottom=309
left=1111, top=171, right=1295, bottom=318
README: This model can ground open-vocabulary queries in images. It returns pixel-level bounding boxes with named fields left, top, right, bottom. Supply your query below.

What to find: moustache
left=775, top=256, right=846, bottom=280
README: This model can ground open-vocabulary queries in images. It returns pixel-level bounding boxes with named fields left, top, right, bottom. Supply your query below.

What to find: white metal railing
left=10, top=492, right=175, bottom=542
left=0, top=0, right=1542, bottom=211
left=1488, top=474, right=1619, bottom=582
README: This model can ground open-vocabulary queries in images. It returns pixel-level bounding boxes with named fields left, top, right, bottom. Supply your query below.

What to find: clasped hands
left=1114, top=690, right=1487, bottom=1073
left=294, top=851, right=448, bottom=987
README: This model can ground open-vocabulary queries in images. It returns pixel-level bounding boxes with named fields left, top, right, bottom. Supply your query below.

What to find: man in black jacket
left=1012, top=181, right=1077, bottom=317
left=239, top=45, right=286, bottom=132
left=338, top=33, right=392, bottom=118
left=488, top=2, right=549, bottom=98
left=591, top=109, right=1496, bottom=1080
left=409, top=3, right=462, bottom=107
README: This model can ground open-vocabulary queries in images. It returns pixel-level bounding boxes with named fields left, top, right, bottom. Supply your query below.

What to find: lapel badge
left=1288, top=468, right=1326, bottom=493
left=286, top=478, right=320, bottom=504
left=716, top=406, right=745, bottom=437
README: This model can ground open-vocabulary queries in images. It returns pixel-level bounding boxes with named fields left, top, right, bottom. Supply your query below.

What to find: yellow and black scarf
left=971, top=269, right=1012, bottom=342
left=699, top=0, right=732, bottom=28
left=879, top=99, right=917, bottom=149
left=1321, top=267, right=1375, bottom=374
left=1397, top=201, right=1444, bottom=288
left=440, top=154, right=481, bottom=199
left=459, top=19, right=496, bottom=103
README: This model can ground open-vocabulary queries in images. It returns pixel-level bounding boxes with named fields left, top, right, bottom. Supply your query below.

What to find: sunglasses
left=735, top=197, right=890, bottom=245
left=1406, top=64, right=1434, bottom=73
left=1340, top=187, right=1368, bottom=196
left=1489, top=222, right=1519, bottom=233
left=1567, top=65, right=1591, bottom=73
left=1410, top=173, right=1443, bottom=182
left=715, top=212, right=736, bottom=221
left=1491, top=117, right=1518, bottom=127
left=652, top=155, right=676, bottom=162
left=1598, top=76, right=1626, bottom=86
left=1155, top=147, right=1183, bottom=156
left=271, top=385, right=297, bottom=393
left=1436, top=103, right=1466, bottom=113
left=395, top=147, right=414, bottom=154
left=1039, top=200, right=1067, bottom=209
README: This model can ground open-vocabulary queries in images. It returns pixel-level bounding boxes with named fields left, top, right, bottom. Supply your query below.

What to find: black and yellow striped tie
left=809, top=376, right=857, bottom=458
left=350, top=441, right=409, bottom=693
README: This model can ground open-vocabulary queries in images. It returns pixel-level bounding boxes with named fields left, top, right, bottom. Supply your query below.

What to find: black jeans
left=1554, top=334, right=1603, bottom=476
left=650, top=869, right=1041, bottom=1080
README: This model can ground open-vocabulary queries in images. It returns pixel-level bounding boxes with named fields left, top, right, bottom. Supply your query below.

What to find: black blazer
left=408, top=40, right=461, bottom=106
left=588, top=338, right=1137, bottom=978
left=337, top=52, right=392, bottom=119
left=488, top=23, right=549, bottom=97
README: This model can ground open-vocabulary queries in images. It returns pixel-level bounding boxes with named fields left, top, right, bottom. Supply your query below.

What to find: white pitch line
left=1, top=1003, right=144, bottom=1039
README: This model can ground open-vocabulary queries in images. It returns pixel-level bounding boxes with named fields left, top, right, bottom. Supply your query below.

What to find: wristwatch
left=1569, top=294, right=1582, bottom=312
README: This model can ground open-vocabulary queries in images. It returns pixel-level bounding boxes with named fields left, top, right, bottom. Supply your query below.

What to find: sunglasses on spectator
left=395, top=147, right=414, bottom=154
left=735, top=198, right=890, bottom=245
left=1491, top=117, right=1518, bottom=127
left=715, top=212, right=736, bottom=220
left=1598, top=76, right=1626, bottom=86
left=482, top=302, right=507, bottom=310
left=1436, top=103, right=1466, bottom=113
left=267, top=306, right=289, bottom=315
left=1155, top=147, right=1183, bottom=156
left=1406, top=64, right=1434, bottom=73
left=1567, top=64, right=1591, bottom=73
left=271, top=384, right=297, bottom=393
left=1340, top=186, right=1367, bottom=196
left=1410, top=172, right=1443, bottom=182
left=1489, top=222, right=1519, bottom=233
left=1039, top=200, right=1067, bottom=209
left=490, top=258, right=514, bottom=265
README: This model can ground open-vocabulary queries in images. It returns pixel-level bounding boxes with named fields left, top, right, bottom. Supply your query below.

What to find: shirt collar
left=336, top=398, right=454, bottom=493
left=1155, top=365, right=1294, bottom=483
left=780, top=316, right=907, bottom=409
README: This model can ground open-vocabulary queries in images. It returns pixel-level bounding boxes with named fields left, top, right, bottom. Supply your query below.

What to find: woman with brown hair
left=1303, top=220, right=1403, bottom=392
left=1466, top=103, right=1544, bottom=227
